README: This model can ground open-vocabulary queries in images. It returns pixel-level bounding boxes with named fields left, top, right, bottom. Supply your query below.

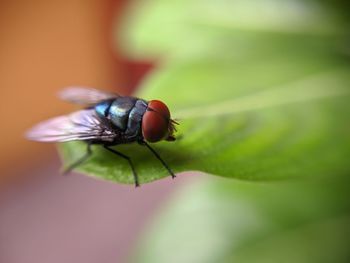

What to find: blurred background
left=0, top=0, right=142, bottom=182
left=0, top=0, right=349, bottom=262
left=0, top=1, right=185, bottom=262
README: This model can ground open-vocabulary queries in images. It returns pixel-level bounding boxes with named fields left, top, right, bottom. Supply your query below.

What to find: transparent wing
left=58, top=86, right=119, bottom=105
left=26, top=109, right=116, bottom=142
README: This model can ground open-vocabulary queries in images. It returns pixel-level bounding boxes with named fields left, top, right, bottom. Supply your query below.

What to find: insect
left=26, top=87, right=178, bottom=187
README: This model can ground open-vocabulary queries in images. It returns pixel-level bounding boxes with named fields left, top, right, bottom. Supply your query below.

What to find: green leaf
left=61, top=0, right=350, bottom=185
left=131, top=176, right=350, bottom=263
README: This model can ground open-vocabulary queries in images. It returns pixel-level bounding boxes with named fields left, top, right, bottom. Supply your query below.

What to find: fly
left=26, top=87, right=178, bottom=187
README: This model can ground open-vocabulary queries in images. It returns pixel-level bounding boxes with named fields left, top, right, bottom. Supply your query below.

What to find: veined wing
left=58, top=86, right=118, bottom=105
left=26, top=109, right=116, bottom=142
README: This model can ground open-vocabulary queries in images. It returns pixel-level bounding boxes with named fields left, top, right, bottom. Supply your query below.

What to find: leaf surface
left=61, top=0, right=350, bottom=184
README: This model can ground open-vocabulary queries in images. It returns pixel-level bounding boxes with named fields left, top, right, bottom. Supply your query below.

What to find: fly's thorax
left=94, top=97, right=148, bottom=139
left=125, top=99, right=148, bottom=137
left=109, top=97, right=138, bottom=131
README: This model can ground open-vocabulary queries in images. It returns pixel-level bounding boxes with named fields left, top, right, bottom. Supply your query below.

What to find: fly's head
left=142, top=100, right=178, bottom=143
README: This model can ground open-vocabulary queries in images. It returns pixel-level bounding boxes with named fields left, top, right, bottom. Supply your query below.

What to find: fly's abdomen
left=95, top=99, right=114, bottom=119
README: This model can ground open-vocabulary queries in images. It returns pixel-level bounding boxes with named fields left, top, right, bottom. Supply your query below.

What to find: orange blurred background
left=0, top=2, right=184, bottom=263
left=0, top=0, right=150, bottom=184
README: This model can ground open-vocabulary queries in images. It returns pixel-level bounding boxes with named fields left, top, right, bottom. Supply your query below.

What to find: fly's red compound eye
left=142, top=100, right=170, bottom=142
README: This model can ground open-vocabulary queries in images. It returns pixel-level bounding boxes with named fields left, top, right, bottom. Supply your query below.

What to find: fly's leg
left=143, top=141, right=176, bottom=179
left=63, top=142, right=92, bottom=174
left=103, top=145, right=139, bottom=187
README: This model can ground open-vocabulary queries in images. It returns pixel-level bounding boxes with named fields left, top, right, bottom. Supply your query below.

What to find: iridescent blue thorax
left=94, top=97, right=148, bottom=140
